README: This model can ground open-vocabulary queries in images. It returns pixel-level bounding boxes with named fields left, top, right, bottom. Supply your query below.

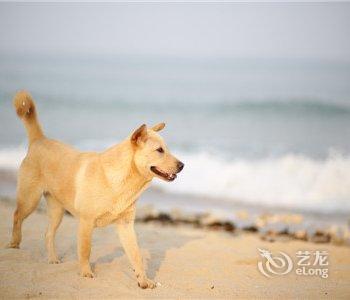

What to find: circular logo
left=257, top=248, right=293, bottom=278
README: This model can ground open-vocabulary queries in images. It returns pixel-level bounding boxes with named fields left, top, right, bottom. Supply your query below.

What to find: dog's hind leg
left=8, top=174, right=42, bottom=249
left=45, top=194, right=64, bottom=264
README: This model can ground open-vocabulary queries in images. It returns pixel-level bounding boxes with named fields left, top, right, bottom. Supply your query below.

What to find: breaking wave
left=154, top=151, right=350, bottom=213
left=1, top=146, right=350, bottom=213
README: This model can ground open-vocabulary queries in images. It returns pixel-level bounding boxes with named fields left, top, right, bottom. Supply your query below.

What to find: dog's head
left=131, top=123, right=184, bottom=181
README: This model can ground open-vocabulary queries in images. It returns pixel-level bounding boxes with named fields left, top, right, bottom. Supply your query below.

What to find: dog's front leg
left=116, top=220, right=156, bottom=289
left=78, top=218, right=95, bottom=278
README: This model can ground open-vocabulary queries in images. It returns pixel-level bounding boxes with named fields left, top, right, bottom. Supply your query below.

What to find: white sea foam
left=0, top=146, right=26, bottom=170
left=1, top=146, right=349, bottom=213
left=154, top=151, right=350, bottom=213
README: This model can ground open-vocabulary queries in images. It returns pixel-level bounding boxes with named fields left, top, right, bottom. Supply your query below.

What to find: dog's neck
left=100, top=140, right=151, bottom=194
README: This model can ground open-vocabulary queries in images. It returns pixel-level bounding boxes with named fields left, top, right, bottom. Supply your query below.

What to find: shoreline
left=1, top=194, right=349, bottom=248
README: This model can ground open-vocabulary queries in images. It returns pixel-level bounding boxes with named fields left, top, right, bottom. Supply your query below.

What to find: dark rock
left=259, top=221, right=288, bottom=235
left=306, top=224, right=331, bottom=243
left=169, top=208, right=200, bottom=225
left=135, top=204, right=158, bottom=221
left=143, top=212, right=173, bottom=224
left=206, top=221, right=235, bottom=232
left=235, top=219, right=258, bottom=232
left=310, top=231, right=331, bottom=243
left=199, top=214, right=221, bottom=227
left=198, top=213, right=235, bottom=232
left=157, top=213, right=174, bottom=223
left=294, top=229, right=307, bottom=240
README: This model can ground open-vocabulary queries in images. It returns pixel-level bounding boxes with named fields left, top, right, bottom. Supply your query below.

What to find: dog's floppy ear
left=152, top=122, right=165, bottom=132
left=131, top=124, right=147, bottom=145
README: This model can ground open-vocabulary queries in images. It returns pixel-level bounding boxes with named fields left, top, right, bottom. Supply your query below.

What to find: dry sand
left=0, top=200, right=349, bottom=299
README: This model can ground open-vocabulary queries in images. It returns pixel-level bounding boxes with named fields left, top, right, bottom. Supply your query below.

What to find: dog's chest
left=95, top=211, right=120, bottom=227
left=95, top=180, right=150, bottom=227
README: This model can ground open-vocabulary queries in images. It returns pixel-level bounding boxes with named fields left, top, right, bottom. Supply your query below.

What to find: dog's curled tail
left=13, top=90, right=44, bottom=144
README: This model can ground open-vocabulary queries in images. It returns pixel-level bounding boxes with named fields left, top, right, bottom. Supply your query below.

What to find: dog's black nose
left=177, top=161, right=184, bottom=172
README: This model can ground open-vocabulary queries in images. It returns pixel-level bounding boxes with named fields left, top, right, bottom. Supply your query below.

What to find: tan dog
left=8, top=91, right=184, bottom=289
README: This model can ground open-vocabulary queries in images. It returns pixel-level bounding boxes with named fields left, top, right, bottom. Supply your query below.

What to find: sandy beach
left=0, top=200, right=349, bottom=299
left=1, top=2, right=350, bottom=299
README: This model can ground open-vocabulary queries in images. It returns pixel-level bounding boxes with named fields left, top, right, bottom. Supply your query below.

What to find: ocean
left=1, top=53, right=350, bottom=213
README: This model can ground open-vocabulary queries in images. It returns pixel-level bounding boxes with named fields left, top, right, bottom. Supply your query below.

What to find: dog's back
left=13, top=91, right=88, bottom=215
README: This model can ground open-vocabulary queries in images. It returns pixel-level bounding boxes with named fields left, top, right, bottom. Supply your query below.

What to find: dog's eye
left=156, top=147, right=164, bottom=153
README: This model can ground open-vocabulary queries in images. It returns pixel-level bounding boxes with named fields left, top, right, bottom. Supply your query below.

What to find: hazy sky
left=1, top=2, right=350, bottom=61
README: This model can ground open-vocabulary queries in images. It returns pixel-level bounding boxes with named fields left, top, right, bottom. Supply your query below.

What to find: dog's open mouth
left=150, top=166, right=177, bottom=181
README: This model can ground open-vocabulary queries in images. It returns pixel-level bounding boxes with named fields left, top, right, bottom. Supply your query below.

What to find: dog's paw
left=48, top=258, right=61, bottom=264
left=137, top=278, right=157, bottom=289
left=6, top=242, right=19, bottom=249
left=81, top=270, right=94, bottom=278
left=80, top=263, right=94, bottom=278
